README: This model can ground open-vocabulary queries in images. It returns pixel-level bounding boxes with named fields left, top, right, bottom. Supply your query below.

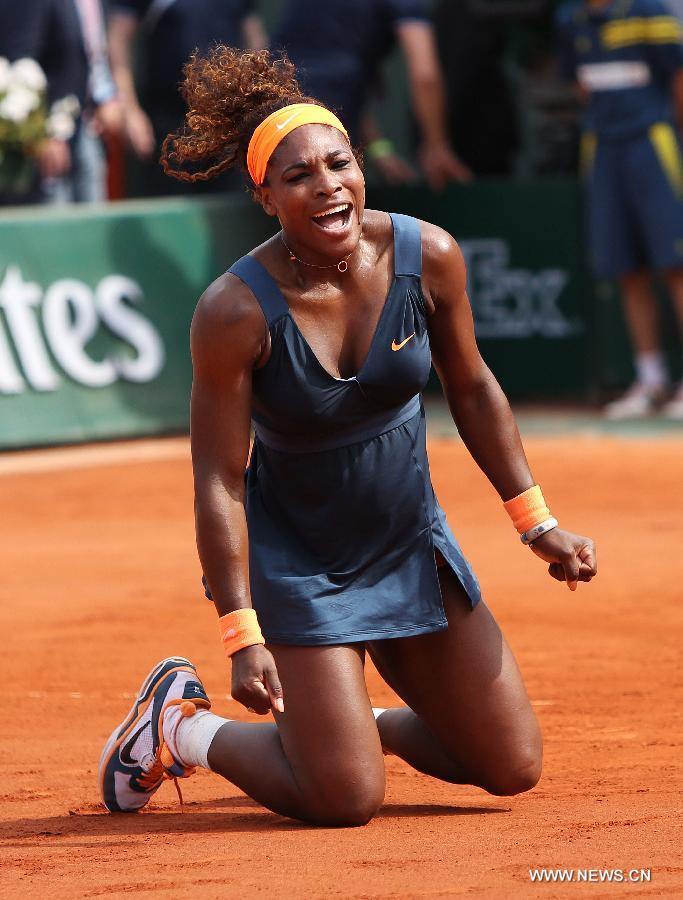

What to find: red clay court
left=1, top=417, right=681, bottom=898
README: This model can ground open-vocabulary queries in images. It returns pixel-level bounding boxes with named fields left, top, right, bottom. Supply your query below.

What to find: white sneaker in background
left=662, top=384, right=683, bottom=421
left=603, top=383, right=666, bottom=420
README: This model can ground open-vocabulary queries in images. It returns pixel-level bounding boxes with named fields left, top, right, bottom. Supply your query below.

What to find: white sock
left=635, top=352, right=667, bottom=390
left=163, top=705, right=230, bottom=769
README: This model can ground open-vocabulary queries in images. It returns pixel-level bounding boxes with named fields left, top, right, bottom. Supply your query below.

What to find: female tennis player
left=99, top=48, right=597, bottom=826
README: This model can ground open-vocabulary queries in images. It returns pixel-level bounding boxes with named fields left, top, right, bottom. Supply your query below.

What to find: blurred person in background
left=108, top=0, right=267, bottom=196
left=271, top=0, right=471, bottom=190
left=0, top=0, right=86, bottom=205
left=44, top=0, right=123, bottom=204
left=434, top=0, right=521, bottom=176
left=557, top=0, right=683, bottom=420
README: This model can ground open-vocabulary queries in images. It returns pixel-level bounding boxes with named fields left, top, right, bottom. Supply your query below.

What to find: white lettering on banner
left=97, top=276, right=165, bottom=383
left=0, top=267, right=59, bottom=392
left=459, top=240, right=581, bottom=339
left=0, top=317, right=25, bottom=394
left=43, top=279, right=118, bottom=388
left=0, top=266, right=165, bottom=396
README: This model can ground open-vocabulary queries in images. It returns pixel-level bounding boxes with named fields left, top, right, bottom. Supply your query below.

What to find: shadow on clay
left=2, top=797, right=509, bottom=843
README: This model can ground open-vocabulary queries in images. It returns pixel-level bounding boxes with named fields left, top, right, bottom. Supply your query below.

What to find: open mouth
left=311, top=202, right=352, bottom=232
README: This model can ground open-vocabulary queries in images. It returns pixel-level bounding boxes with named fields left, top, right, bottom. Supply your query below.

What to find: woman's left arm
left=422, top=223, right=597, bottom=591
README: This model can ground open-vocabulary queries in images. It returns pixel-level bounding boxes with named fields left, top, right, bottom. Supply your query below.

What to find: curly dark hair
left=160, top=46, right=321, bottom=186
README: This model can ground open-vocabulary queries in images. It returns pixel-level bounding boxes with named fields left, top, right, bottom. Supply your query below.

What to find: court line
left=2, top=408, right=680, bottom=477
left=0, top=437, right=190, bottom=476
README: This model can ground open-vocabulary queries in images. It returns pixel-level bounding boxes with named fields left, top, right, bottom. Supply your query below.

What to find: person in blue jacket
left=0, top=0, right=86, bottom=204
left=272, top=0, right=470, bottom=189
left=107, top=0, right=266, bottom=195
left=99, top=47, right=597, bottom=827
left=557, top=0, right=683, bottom=419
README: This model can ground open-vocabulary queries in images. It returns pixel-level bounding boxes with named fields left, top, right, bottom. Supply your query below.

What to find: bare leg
left=207, top=643, right=385, bottom=826
left=604, top=271, right=670, bottom=415
left=620, top=271, right=660, bottom=354
left=369, top=567, right=542, bottom=796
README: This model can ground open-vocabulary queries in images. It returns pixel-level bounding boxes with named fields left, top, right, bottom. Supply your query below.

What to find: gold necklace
left=281, top=234, right=352, bottom=273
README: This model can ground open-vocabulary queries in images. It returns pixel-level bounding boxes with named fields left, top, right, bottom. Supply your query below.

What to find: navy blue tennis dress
left=205, top=213, right=481, bottom=644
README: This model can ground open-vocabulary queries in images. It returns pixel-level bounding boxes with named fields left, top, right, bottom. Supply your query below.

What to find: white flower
left=51, top=94, right=80, bottom=118
left=10, top=57, right=47, bottom=93
left=0, top=85, right=40, bottom=123
left=47, top=110, right=76, bottom=140
left=0, top=57, right=11, bottom=93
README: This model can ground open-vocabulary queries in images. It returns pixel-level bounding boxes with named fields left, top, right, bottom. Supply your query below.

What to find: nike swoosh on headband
left=276, top=111, right=301, bottom=131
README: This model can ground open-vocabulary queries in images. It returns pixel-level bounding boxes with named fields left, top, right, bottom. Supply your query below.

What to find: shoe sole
left=98, top=656, right=196, bottom=812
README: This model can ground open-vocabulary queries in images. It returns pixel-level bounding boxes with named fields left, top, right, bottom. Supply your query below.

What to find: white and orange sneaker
left=99, top=657, right=211, bottom=813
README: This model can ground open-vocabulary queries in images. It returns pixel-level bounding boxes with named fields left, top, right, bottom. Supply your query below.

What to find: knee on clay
left=308, top=770, right=386, bottom=827
left=480, top=752, right=543, bottom=797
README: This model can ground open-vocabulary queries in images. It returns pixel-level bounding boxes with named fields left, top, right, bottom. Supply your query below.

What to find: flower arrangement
left=0, top=57, right=79, bottom=194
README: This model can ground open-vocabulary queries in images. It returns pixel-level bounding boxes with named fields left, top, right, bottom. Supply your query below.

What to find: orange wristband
left=503, top=485, right=551, bottom=534
left=218, top=608, right=265, bottom=658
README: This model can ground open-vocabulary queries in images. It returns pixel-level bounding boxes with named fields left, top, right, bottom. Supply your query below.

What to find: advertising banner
left=1, top=181, right=589, bottom=449
left=370, top=179, right=591, bottom=398
left=0, top=196, right=273, bottom=448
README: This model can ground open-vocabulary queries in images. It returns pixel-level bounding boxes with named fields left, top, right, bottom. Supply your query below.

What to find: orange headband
left=246, top=103, right=349, bottom=186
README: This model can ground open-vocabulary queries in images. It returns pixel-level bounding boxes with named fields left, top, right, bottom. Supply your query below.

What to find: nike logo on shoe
left=391, top=333, right=416, bottom=351
left=120, top=720, right=151, bottom=766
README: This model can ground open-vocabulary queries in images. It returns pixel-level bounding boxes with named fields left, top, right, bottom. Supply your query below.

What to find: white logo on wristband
left=521, top=517, right=558, bottom=545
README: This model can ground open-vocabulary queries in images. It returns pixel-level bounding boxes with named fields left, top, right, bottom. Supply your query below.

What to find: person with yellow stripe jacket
left=557, top=0, right=683, bottom=419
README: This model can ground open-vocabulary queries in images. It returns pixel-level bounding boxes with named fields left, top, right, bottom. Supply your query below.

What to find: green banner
left=370, top=179, right=591, bottom=398
left=1, top=181, right=590, bottom=449
left=0, top=196, right=273, bottom=448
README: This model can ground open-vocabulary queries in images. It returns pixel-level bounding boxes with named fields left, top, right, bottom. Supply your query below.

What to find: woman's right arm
left=190, top=274, right=283, bottom=714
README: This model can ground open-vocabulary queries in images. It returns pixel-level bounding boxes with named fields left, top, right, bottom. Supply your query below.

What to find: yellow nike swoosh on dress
left=391, top=333, right=416, bottom=351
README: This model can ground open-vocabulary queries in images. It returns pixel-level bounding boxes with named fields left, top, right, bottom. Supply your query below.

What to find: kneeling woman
left=99, top=48, right=597, bottom=826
